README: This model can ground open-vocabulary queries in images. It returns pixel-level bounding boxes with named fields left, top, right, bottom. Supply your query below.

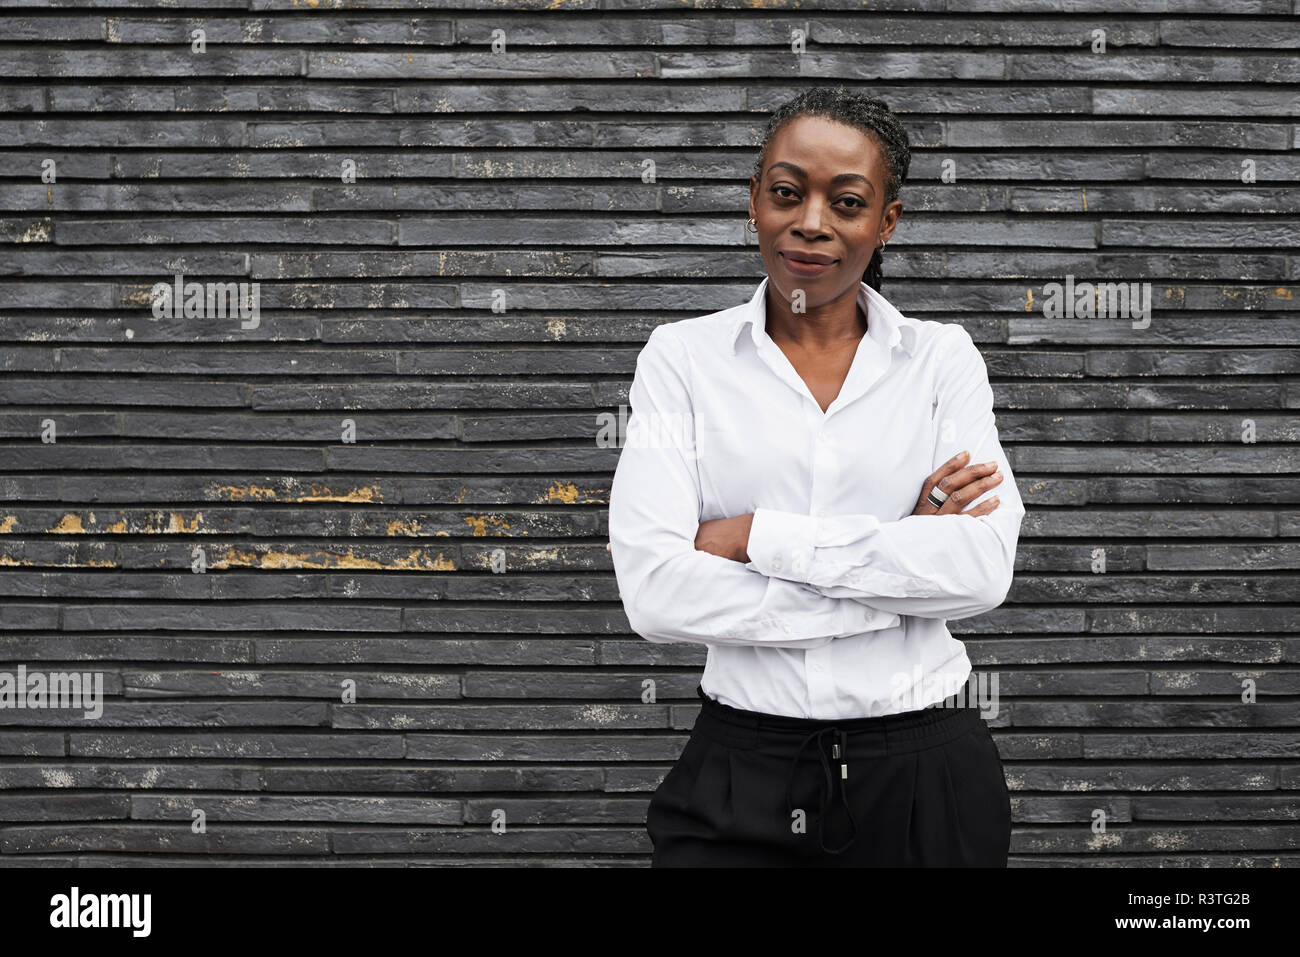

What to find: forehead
left=763, top=114, right=885, bottom=181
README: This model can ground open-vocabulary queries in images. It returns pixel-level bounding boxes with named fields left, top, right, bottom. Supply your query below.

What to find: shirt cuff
left=747, top=507, right=818, bottom=582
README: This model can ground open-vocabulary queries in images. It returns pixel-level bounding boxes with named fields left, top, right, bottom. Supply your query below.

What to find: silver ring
left=925, top=486, right=949, bottom=509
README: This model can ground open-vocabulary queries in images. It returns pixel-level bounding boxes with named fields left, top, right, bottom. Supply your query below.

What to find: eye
left=771, top=185, right=799, bottom=199
left=837, top=196, right=867, bottom=209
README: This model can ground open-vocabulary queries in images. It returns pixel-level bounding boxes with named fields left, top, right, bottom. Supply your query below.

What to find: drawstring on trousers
left=784, top=725, right=857, bottom=854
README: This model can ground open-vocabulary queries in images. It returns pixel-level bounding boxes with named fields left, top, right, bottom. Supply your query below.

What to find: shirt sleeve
left=608, top=324, right=903, bottom=649
left=745, top=323, right=1024, bottom=621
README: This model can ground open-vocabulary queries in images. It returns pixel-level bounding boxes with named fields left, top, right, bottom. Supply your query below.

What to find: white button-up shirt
left=608, top=276, right=1025, bottom=719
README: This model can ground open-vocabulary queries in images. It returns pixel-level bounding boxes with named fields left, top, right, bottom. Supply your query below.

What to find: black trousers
left=646, top=684, right=1012, bottom=867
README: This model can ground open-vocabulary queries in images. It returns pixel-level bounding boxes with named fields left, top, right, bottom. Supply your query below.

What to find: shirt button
left=772, top=555, right=783, bottom=571
left=812, top=663, right=825, bottom=673
left=865, top=608, right=875, bottom=623
left=792, top=557, right=806, bottom=573
left=817, top=432, right=829, bottom=444
left=781, top=620, right=792, bottom=635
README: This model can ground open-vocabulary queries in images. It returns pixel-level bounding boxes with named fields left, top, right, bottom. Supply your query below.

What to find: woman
left=608, top=87, right=1025, bottom=867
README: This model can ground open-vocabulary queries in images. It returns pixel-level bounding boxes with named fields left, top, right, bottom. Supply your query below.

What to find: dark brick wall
left=0, top=0, right=1297, bottom=865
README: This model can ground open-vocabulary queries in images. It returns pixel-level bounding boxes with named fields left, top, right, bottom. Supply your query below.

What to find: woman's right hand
left=911, top=451, right=1003, bottom=517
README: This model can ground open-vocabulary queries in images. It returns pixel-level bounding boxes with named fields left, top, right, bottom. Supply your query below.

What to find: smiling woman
left=752, top=95, right=909, bottom=298
left=608, top=87, right=1024, bottom=867
left=747, top=92, right=912, bottom=415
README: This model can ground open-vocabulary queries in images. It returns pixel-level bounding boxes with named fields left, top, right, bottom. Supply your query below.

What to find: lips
left=781, top=251, right=839, bottom=266
left=779, top=251, right=839, bottom=277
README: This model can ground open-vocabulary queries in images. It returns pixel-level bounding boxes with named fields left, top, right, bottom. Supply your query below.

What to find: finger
left=928, top=459, right=996, bottom=498
left=943, top=469, right=1005, bottom=509
left=919, top=453, right=994, bottom=515
left=926, top=450, right=972, bottom=488
left=942, top=460, right=1000, bottom=491
left=926, top=456, right=978, bottom=507
left=938, top=489, right=968, bottom=514
left=932, top=465, right=1000, bottom=513
left=951, top=468, right=1008, bottom=504
left=961, top=496, right=1000, bottom=517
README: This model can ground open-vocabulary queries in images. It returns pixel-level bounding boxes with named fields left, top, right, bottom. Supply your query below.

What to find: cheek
left=843, top=225, right=878, bottom=261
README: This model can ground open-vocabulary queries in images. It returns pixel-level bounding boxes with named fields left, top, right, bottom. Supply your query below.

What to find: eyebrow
left=766, top=161, right=875, bottom=192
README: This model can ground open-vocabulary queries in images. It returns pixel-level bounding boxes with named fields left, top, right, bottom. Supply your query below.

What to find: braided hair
left=751, top=87, right=911, bottom=292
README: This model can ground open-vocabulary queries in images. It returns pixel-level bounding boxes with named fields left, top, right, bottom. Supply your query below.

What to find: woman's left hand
left=694, top=513, right=754, bottom=563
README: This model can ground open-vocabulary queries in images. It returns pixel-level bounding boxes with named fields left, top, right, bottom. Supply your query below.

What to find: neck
left=764, top=284, right=867, bottom=350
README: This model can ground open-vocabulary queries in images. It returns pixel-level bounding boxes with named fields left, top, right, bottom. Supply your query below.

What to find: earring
left=745, top=217, right=758, bottom=234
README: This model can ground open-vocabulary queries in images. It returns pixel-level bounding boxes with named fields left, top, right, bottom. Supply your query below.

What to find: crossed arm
left=607, top=323, right=1025, bottom=649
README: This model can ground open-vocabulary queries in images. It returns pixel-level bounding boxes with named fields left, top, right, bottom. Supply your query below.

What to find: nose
left=792, top=196, right=832, bottom=239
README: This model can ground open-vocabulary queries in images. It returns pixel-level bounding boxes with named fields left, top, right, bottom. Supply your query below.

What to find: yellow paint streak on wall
left=217, top=547, right=263, bottom=567
left=166, top=512, right=203, bottom=533
left=463, top=515, right=512, bottom=537
left=51, top=512, right=198, bottom=534
left=122, top=288, right=155, bottom=307
left=214, top=484, right=278, bottom=501
left=297, top=483, right=381, bottom=503
left=55, top=512, right=204, bottom=534
left=520, top=547, right=560, bottom=568
left=214, top=546, right=455, bottom=571
left=546, top=481, right=580, bottom=504
left=0, top=516, right=17, bottom=532
left=213, top=483, right=381, bottom=503
left=387, top=518, right=423, bottom=536
left=51, top=513, right=86, bottom=533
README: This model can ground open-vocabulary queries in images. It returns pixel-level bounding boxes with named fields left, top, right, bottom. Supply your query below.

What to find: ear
left=877, top=200, right=904, bottom=246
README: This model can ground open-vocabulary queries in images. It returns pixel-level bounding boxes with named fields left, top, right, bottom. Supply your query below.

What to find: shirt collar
left=729, top=275, right=918, bottom=358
